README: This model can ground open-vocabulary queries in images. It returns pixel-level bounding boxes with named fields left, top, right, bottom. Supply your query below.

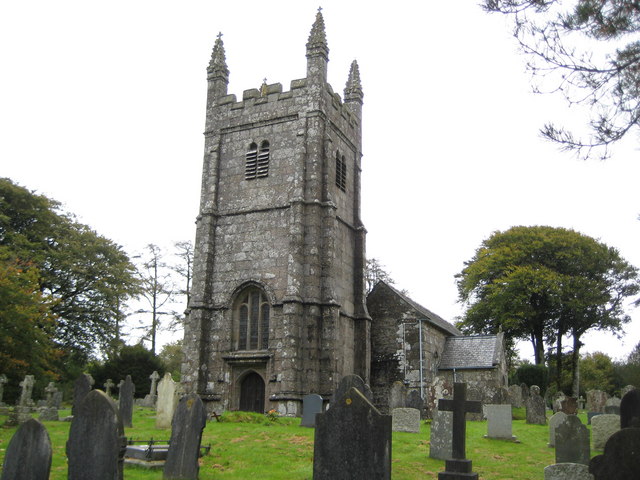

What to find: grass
left=0, top=407, right=600, bottom=479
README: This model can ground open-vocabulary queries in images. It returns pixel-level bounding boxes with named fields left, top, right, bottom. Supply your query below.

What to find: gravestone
left=332, top=374, right=373, bottom=406
left=589, top=427, right=640, bottom=479
left=156, top=373, right=179, bottom=429
left=620, top=388, right=640, bottom=428
left=484, top=404, right=515, bottom=440
left=526, top=385, right=547, bottom=425
left=548, top=411, right=568, bottom=447
left=555, top=415, right=590, bottom=465
left=118, top=375, right=135, bottom=428
left=560, top=397, right=578, bottom=415
left=406, top=390, right=425, bottom=414
left=591, top=414, right=620, bottom=450
left=521, top=383, right=529, bottom=400
left=300, top=393, right=323, bottom=428
left=0, top=374, right=7, bottom=405
left=163, top=393, right=208, bottom=480
left=391, top=407, right=420, bottom=433
left=621, top=385, right=636, bottom=398
left=313, top=386, right=391, bottom=480
left=552, top=392, right=566, bottom=413
left=72, top=373, right=94, bottom=416
left=7, top=375, right=35, bottom=425
left=0, top=418, right=52, bottom=480
left=491, top=386, right=511, bottom=405
left=508, top=384, right=523, bottom=408
left=429, top=409, right=453, bottom=460
left=67, top=389, right=126, bottom=480
left=389, top=381, right=407, bottom=410
left=587, top=412, right=601, bottom=425
left=437, top=382, right=482, bottom=480
left=544, top=463, right=594, bottom=480
left=578, top=396, right=585, bottom=410
left=586, top=390, right=608, bottom=414
left=39, top=382, right=59, bottom=421
left=19, top=374, right=35, bottom=407
left=52, top=391, right=63, bottom=409
left=142, top=371, right=160, bottom=407
left=604, top=397, right=621, bottom=415
left=104, top=379, right=115, bottom=397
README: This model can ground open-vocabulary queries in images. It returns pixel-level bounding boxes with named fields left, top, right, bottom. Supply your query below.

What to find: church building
left=182, top=10, right=506, bottom=416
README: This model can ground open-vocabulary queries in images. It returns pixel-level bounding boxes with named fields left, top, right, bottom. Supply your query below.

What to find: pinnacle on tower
left=208, top=32, right=229, bottom=82
left=344, top=60, right=363, bottom=104
left=306, top=7, right=329, bottom=60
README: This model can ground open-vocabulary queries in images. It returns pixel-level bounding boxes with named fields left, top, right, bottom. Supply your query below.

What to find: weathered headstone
left=560, top=396, right=578, bottom=415
left=552, top=392, right=566, bottom=413
left=604, top=397, right=621, bottom=415
left=437, top=382, right=482, bottom=480
left=392, top=407, right=420, bottom=433
left=589, top=427, right=640, bottom=479
left=18, top=374, right=35, bottom=407
left=300, top=393, right=323, bottom=428
left=104, top=379, right=115, bottom=397
left=586, top=390, right=608, bottom=414
left=548, top=411, right=568, bottom=447
left=620, top=388, right=640, bottom=428
left=526, top=385, right=547, bottom=425
left=0, top=418, right=52, bottom=480
left=67, top=389, right=126, bottom=480
left=508, top=384, right=523, bottom=408
left=621, top=385, right=636, bottom=397
left=0, top=374, right=7, bottom=405
left=142, top=371, right=160, bottom=407
left=118, top=375, right=135, bottom=428
left=406, top=390, right=425, bottom=414
left=332, top=374, right=373, bottom=405
left=156, top=373, right=179, bottom=429
left=578, top=396, right=585, bottom=410
left=39, top=382, right=59, bottom=421
left=313, top=386, right=391, bottom=480
left=591, top=414, right=620, bottom=450
left=485, top=404, right=515, bottom=440
left=163, top=393, right=208, bottom=480
left=544, top=463, right=594, bottom=480
left=521, top=383, right=530, bottom=400
left=555, top=415, right=590, bottom=465
left=389, top=381, right=407, bottom=410
left=72, top=373, right=94, bottom=416
left=430, top=409, right=453, bottom=460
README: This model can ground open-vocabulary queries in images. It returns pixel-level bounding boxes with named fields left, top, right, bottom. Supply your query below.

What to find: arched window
left=335, top=151, right=346, bottom=192
left=245, top=141, right=270, bottom=180
left=233, top=286, right=270, bottom=350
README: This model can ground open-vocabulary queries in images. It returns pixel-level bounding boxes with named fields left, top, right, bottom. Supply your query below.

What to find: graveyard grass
left=0, top=407, right=598, bottom=479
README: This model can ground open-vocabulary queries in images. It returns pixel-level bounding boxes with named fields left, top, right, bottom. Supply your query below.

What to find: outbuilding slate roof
left=438, top=335, right=502, bottom=370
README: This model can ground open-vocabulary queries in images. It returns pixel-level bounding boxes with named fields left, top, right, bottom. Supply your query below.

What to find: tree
left=159, top=339, right=183, bottom=379
left=365, top=258, right=396, bottom=294
left=614, top=341, right=640, bottom=389
left=0, top=178, right=140, bottom=361
left=580, top=351, right=616, bottom=395
left=484, top=0, right=640, bottom=160
left=457, top=225, right=639, bottom=395
left=170, top=240, right=194, bottom=329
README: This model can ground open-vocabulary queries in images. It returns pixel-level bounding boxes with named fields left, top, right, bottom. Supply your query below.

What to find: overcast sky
left=2, top=1, right=639, bottom=361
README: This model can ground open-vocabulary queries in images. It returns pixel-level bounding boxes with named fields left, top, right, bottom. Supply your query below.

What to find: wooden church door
left=239, top=372, right=265, bottom=413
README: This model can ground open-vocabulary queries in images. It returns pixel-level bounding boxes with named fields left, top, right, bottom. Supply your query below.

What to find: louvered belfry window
left=245, top=141, right=269, bottom=180
left=335, top=151, right=347, bottom=192
left=234, top=287, right=270, bottom=351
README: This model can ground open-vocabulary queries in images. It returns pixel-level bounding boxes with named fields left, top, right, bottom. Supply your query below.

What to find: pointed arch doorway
left=239, top=371, right=265, bottom=413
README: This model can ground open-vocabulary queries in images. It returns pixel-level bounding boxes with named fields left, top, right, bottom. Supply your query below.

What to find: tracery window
left=233, top=286, right=270, bottom=350
left=245, top=141, right=270, bottom=180
left=335, top=151, right=346, bottom=192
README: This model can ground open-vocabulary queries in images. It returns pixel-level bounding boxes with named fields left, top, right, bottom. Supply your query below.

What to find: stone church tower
left=182, top=11, right=370, bottom=416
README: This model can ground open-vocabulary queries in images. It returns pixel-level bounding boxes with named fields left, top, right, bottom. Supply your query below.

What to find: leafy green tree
left=483, top=0, right=640, bottom=160
left=89, top=344, right=165, bottom=398
left=159, top=339, right=183, bottom=379
left=457, top=226, right=639, bottom=395
left=580, top=352, right=616, bottom=395
left=614, top=341, right=640, bottom=389
left=0, top=178, right=141, bottom=361
left=513, top=363, right=549, bottom=395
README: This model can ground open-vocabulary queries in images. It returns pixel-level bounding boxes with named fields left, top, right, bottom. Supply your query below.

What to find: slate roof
left=438, top=335, right=502, bottom=370
left=372, top=281, right=461, bottom=336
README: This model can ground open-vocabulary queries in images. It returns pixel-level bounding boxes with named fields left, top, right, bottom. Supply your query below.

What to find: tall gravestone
left=39, top=382, right=59, bottom=422
left=104, top=379, right=115, bottom=397
left=7, top=375, right=35, bottom=425
left=430, top=409, right=453, bottom=460
left=586, top=390, right=608, bottom=414
left=555, top=415, right=590, bottom=465
left=620, top=388, right=640, bottom=428
left=589, top=427, right=640, bottom=479
left=300, top=393, right=323, bottom=428
left=548, top=412, right=568, bottom=447
left=72, top=373, right=94, bottom=416
left=143, top=371, right=160, bottom=407
left=67, top=389, right=126, bottom=480
left=0, top=418, right=52, bottom=480
left=508, top=384, right=523, bottom=408
left=163, top=393, right=207, bottom=480
left=118, top=375, right=135, bottom=428
left=526, top=385, right=547, bottom=425
left=313, top=386, right=391, bottom=480
left=437, top=382, right=482, bottom=480
left=19, top=375, right=35, bottom=408
left=485, top=404, right=514, bottom=440
left=156, top=372, right=179, bottom=429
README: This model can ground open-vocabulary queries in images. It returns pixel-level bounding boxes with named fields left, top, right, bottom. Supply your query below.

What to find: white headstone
left=485, top=404, right=515, bottom=440
left=156, top=373, right=179, bottom=429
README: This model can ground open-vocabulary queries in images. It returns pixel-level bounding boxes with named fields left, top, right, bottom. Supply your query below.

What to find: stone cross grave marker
left=300, top=393, right=323, bottom=428
left=313, top=386, right=391, bottom=480
left=44, top=382, right=57, bottom=406
left=0, top=418, right=52, bottom=480
left=485, top=404, right=514, bottom=440
left=19, top=374, right=35, bottom=407
left=163, top=393, right=207, bottom=480
left=437, top=382, right=482, bottom=480
left=0, top=374, right=7, bottom=405
left=555, top=415, right=590, bottom=465
left=39, top=382, right=59, bottom=421
left=548, top=411, right=568, bottom=447
left=142, top=371, right=160, bottom=407
left=589, top=427, right=640, bottom=479
left=544, top=463, right=594, bottom=480
left=118, top=375, right=135, bottom=428
left=67, top=389, right=126, bottom=480
left=156, top=372, right=179, bottom=429
left=104, top=379, right=115, bottom=397
left=620, top=388, right=640, bottom=428
left=72, top=373, right=94, bottom=416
